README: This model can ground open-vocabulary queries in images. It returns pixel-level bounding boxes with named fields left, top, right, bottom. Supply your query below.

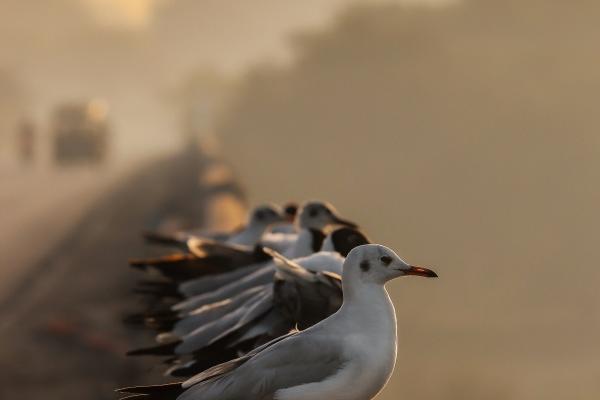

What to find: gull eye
left=380, top=256, right=392, bottom=266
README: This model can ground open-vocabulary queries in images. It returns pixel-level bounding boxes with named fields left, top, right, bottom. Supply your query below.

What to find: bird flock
left=118, top=201, right=437, bottom=400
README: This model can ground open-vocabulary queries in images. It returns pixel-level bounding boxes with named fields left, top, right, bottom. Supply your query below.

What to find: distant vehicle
left=52, top=100, right=109, bottom=165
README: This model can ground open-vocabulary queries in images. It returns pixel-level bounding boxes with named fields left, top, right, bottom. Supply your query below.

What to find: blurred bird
left=162, top=245, right=354, bottom=378
left=143, top=203, right=287, bottom=249
left=269, top=202, right=298, bottom=234
left=129, top=201, right=357, bottom=281
left=126, top=228, right=369, bottom=367
left=139, top=226, right=366, bottom=302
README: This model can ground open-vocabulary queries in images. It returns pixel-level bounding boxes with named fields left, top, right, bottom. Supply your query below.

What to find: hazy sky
left=82, top=0, right=454, bottom=31
left=81, top=0, right=456, bottom=77
left=81, top=0, right=164, bottom=28
left=0, top=0, right=455, bottom=159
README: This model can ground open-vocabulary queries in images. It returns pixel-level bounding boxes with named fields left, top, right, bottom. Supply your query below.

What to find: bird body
left=143, top=204, right=286, bottom=250
left=119, top=244, right=437, bottom=400
left=130, top=201, right=355, bottom=282
left=263, top=281, right=397, bottom=400
left=169, top=228, right=328, bottom=304
left=127, top=228, right=369, bottom=362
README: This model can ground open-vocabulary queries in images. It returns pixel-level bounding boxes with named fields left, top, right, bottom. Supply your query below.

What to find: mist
left=217, top=1, right=600, bottom=398
left=1, top=0, right=598, bottom=398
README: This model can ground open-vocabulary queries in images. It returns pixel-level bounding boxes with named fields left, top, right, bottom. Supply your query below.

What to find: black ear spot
left=380, top=256, right=392, bottom=266
left=360, top=260, right=370, bottom=272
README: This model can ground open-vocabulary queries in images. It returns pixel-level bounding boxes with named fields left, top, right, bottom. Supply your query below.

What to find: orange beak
left=404, top=266, right=438, bottom=278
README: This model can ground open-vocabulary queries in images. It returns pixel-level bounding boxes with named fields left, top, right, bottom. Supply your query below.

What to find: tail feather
left=123, top=307, right=179, bottom=329
left=165, top=345, right=240, bottom=378
left=166, top=360, right=201, bottom=378
left=129, top=253, right=194, bottom=268
left=117, top=382, right=185, bottom=399
left=126, top=340, right=181, bottom=357
left=129, top=254, right=234, bottom=281
left=145, top=314, right=180, bottom=332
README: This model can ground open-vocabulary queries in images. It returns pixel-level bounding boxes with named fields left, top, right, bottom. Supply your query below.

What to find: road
left=0, top=163, right=131, bottom=300
left=0, top=151, right=242, bottom=399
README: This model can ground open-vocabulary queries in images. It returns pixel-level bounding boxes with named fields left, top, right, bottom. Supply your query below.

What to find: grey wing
left=172, top=265, right=275, bottom=312
left=179, top=263, right=266, bottom=297
left=172, top=285, right=268, bottom=337
left=227, top=308, right=290, bottom=347
left=180, top=331, right=345, bottom=400
left=181, top=331, right=298, bottom=388
left=175, top=286, right=274, bottom=354
left=266, top=248, right=343, bottom=329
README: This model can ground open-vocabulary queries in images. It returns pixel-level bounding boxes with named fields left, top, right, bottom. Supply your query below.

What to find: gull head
left=297, top=200, right=358, bottom=230
left=345, top=244, right=437, bottom=285
left=249, top=203, right=285, bottom=226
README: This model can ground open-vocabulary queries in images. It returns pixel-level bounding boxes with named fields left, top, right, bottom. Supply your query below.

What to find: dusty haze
left=1, top=0, right=598, bottom=399
left=217, top=1, right=600, bottom=399
left=1, top=0, right=433, bottom=160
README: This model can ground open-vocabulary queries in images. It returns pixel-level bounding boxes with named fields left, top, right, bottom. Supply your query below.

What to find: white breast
left=275, top=288, right=398, bottom=400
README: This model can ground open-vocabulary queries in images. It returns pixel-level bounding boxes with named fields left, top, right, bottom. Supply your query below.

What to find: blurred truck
left=52, top=100, right=109, bottom=165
